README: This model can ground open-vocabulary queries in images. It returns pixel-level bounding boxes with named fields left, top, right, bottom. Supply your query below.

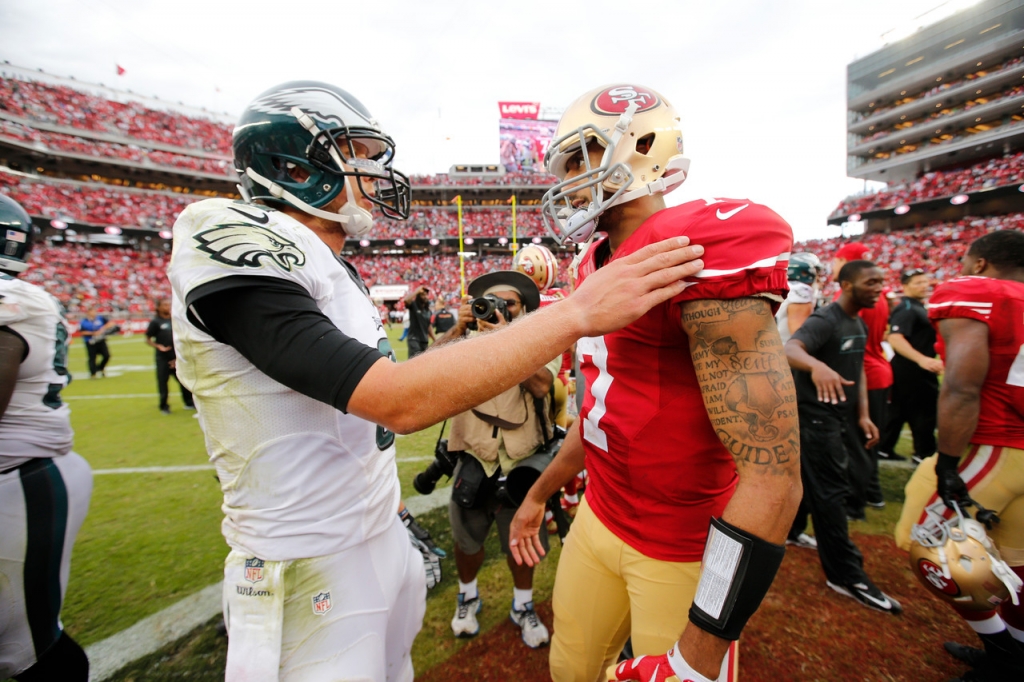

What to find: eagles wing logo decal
left=194, top=223, right=306, bottom=272
left=249, top=86, right=377, bottom=128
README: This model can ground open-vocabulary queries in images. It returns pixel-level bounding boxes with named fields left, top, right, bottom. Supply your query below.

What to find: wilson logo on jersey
left=591, top=85, right=661, bottom=115
left=312, top=591, right=333, bottom=615
left=195, top=223, right=306, bottom=272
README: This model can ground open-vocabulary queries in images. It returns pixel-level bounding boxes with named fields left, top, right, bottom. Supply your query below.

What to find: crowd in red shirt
left=0, top=75, right=233, bottom=153
left=830, top=152, right=1024, bottom=218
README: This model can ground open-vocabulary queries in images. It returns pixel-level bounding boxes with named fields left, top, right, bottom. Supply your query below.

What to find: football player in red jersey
left=508, top=84, right=801, bottom=682
left=895, top=230, right=1024, bottom=681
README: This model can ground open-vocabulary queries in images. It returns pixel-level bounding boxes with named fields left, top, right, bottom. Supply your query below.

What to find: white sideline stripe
left=85, top=582, right=223, bottom=682
left=93, top=465, right=215, bottom=475
left=65, top=393, right=160, bottom=400
left=92, top=458, right=432, bottom=475
left=85, top=486, right=452, bottom=681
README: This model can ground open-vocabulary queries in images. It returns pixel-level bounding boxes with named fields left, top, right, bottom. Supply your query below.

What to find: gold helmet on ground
left=541, top=84, right=690, bottom=244
left=908, top=504, right=1022, bottom=611
left=513, top=244, right=559, bottom=292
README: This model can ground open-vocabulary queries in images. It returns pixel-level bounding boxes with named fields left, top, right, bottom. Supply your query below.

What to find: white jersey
left=168, top=198, right=398, bottom=562
left=0, top=276, right=73, bottom=467
left=775, top=281, right=815, bottom=344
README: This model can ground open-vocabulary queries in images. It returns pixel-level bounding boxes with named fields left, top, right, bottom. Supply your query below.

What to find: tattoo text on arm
left=682, top=298, right=799, bottom=471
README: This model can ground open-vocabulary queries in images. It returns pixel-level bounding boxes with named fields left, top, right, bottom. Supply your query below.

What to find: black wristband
left=688, top=517, right=786, bottom=641
left=935, top=452, right=961, bottom=474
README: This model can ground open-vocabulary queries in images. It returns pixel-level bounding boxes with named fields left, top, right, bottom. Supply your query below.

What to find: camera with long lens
left=466, top=294, right=510, bottom=330
left=413, top=438, right=462, bottom=495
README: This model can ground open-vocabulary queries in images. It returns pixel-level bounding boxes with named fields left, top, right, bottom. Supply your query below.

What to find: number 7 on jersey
left=577, top=335, right=613, bottom=452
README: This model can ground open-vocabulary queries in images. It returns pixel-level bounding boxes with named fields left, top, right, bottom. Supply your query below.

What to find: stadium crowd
left=0, top=171, right=193, bottom=229
left=0, top=74, right=233, bottom=153
left=830, top=152, right=1024, bottom=218
left=0, top=119, right=233, bottom=176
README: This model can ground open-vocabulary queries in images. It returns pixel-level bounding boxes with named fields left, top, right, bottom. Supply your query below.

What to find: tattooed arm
left=679, top=296, right=802, bottom=541
left=673, top=296, right=803, bottom=678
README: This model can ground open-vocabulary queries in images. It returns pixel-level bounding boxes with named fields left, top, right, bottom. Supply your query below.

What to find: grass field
left=33, top=327, right=925, bottom=681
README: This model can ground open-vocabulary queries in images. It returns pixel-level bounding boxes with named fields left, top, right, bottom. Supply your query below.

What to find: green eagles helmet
left=0, top=194, right=33, bottom=274
left=233, top=81, right=411, bottom=236
left=788, top=252, right=822, bottom=285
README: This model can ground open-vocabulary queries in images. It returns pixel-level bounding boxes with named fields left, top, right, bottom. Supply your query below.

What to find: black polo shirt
left=146, top=315, right=174, bottom=355
left=889, top=296, right=936, bottom=367
left=407, top=299, right=432, bottom=343
left=791, top=301, right=867, bottom=420
left=433, top=309, right=455, bottom=334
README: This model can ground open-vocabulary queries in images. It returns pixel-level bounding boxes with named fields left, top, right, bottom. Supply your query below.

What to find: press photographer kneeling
left=431, top=270, right=561, bottom=649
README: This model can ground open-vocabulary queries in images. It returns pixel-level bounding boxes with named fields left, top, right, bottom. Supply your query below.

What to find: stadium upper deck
left=847, top=0, right=1024, bottom=184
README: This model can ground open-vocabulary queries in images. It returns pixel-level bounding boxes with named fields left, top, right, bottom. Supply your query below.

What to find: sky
left=0, top=0, right=982, bottom=242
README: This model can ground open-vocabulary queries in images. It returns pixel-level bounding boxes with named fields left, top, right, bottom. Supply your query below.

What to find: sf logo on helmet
left=918, top=559, right=960, bottom=596
left=591, top=85, right=661, bottom=115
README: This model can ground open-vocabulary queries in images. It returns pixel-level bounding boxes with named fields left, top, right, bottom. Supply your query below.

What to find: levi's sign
left=499, top=101, right=540, bottom=119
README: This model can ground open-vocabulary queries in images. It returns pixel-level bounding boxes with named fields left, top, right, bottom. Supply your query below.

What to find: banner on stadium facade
left=498, top=102, right=540, bottom=120
left=369, top=284, right=410, bottom=301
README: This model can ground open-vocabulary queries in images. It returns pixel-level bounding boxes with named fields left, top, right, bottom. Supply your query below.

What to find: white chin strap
left=0, top=257, right=28, bottom=273
left=245, top=167, right=374, bottom=236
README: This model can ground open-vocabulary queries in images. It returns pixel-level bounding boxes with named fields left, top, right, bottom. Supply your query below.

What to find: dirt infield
left=419, top=533, right=977, bottom=682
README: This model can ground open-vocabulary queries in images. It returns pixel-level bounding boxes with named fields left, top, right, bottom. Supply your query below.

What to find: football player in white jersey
left=167, top=81, right=707, bottom=682
left=0, top=194, right=92, bottom=681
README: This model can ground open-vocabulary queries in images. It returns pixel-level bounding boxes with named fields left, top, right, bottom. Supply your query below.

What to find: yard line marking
left=64, top=393, right=160, bottom=400
left=84, top=486, right=452, bottom=680
left=85, top=582, right=223, bottom=682
left=93, top=465, right=215, bottom=475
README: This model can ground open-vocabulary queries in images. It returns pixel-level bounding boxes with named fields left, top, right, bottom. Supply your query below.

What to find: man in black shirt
left=878, top=268, right=943, bottom=464
left=433, top=301, right=456, bottom=335
left=403, top=286, right=434, bottom=359
left=786, top=260, right=901, bottom=615
left=145, top=299, right=193, bottom=414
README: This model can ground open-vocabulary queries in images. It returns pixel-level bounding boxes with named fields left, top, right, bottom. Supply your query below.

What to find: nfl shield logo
left=244, top=558, right=264, bottom=584
left=312, top=591, right=332, bottom=615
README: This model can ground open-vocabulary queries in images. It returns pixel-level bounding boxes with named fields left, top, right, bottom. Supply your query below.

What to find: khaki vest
left=448, top=384, right=550, bottom=464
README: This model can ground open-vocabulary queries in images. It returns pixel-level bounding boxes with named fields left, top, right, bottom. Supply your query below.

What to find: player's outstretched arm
left=509, top=419, right=586, bottom=567
left=935, top=317, right=989, bottom=458
left=348, top=238, right=704, bottom=434
left=664, top=297, right=801, bottom=680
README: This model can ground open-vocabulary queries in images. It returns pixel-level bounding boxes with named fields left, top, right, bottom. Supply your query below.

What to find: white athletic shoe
left=786, top=533, right=818, bottom=550
left=451, top=593, right=481, bottom=638
left=510, top=600, right=549, bottom=648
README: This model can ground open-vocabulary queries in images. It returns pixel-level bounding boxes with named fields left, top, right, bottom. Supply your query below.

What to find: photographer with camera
left=430, top=270, right=560, bottom=649
left=403, top=285, right=435, bottom=359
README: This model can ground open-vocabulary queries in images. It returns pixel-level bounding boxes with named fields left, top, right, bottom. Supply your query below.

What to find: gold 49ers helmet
left=513, top=244, right=558, bottom=292
left=541, top=84, right=690, bottom=244
left=909, top=504, right=1023, bottom=611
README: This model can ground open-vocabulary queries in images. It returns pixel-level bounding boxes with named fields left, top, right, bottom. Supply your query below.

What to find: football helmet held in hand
left=909, top=503, right=1022, bottom=611
left=233, top=81, right=411, bottom=236
left=541, top=84, right=689, bottom=244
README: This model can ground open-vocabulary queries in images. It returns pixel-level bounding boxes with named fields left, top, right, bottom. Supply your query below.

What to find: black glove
left=935, top=452, right=973, bottom=512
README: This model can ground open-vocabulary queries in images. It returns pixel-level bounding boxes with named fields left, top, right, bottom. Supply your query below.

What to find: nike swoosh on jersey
left=716, top=204, right=749, bottom=220
left=228, top=206, right=271, bottom=225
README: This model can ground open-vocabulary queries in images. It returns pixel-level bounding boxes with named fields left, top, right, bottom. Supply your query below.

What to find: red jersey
left=575, top=198, right=792, bottom=562
left=832, top=287, right=892, bottom=389
left=928, top=276, right=1024, bottom=449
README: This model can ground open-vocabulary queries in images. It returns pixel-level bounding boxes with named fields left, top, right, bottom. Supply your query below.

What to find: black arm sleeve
left=188, top=276, right=385, bottom=413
